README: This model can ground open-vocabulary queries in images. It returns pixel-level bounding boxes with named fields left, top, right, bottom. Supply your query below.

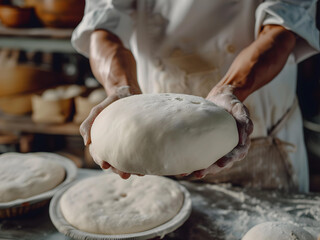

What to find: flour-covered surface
left=0, top=169, right=319, bottom=240
left=166, top=181, right=320, bottom=240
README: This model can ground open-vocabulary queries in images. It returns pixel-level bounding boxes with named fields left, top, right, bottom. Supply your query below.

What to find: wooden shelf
left=0, top=113, right=80, bottom=136
left=0, top=25, right=76, bottom=53
left=0, top=25, right=73, bottom=38
left=0, top=26, right=81, bottom=135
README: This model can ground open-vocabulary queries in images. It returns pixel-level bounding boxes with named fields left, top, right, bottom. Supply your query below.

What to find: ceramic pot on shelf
left=26, top=0, right=85, bottom=28
left=0, top=5, right=34, bottom=28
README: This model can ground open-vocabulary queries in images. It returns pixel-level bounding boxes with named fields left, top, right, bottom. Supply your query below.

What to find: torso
left=128, top=0, right=308, bottom=191
left=129, top=0, right=295, bottom=137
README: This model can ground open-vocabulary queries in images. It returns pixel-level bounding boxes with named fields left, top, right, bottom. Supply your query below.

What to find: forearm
left=210, top=25, right=296, bottom=102
left=89, top=30, right=142, bottom=96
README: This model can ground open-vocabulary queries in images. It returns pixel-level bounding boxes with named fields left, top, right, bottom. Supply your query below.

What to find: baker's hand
left=81, top=86, right=135, bottom=179
left=89, top=144, right=133, bottom=179
left=86, top=30, right=145, bottom=179
left=192, top=85, right=254, bottom=178
left=90, top=144, right=133, bottom=179
left=80, top=86, right=131, bottom=146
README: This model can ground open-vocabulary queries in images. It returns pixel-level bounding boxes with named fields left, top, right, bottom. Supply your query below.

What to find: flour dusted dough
left=60, top=174, right=184, bottom=234
left=242, top=222, right=314, bottom=240
left=0, top=153, right=65, bottom=202
left=91, top=93, right=238, bottom=175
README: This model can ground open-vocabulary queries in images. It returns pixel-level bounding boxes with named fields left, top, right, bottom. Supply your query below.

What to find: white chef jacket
left=72, top=0, right=320, bottom=192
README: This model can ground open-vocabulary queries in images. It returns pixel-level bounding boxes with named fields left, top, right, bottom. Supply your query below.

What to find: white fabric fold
left=72, top=0, right=136, bottom=57
left=255, top=0, right=319, bottom=63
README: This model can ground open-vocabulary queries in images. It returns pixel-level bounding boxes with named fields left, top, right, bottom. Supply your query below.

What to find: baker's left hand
left=188, top=85, right=254, bottom=179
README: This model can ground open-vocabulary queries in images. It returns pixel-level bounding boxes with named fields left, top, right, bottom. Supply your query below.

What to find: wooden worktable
left=0, top=169, right=319, bottom=240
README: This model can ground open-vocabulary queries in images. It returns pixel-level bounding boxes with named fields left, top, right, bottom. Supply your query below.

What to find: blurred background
left=0, top=0, right=319, bottom=191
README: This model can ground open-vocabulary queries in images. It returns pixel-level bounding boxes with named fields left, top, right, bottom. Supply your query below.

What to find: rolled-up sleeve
left=72, top=0, right=136, bottom=57
left=255, top=0, right=320, bottom=63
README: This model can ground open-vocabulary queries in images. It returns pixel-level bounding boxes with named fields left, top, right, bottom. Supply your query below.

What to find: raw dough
left=91, top=93, right=238, bottom=175
left=242, top=222, right=314, bottom=240
left=60, top=174, right=184, bottom=234
left=0, top=153, right=65, bottom=202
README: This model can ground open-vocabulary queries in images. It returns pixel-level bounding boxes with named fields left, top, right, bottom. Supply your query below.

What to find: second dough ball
left=242, top=222, right=314, bottom=240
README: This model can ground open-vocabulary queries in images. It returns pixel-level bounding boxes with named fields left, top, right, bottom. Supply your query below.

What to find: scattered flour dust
left=178, top=182, right=320, bottom=240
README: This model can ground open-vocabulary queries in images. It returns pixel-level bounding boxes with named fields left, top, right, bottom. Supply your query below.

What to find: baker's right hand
left=84, top=30, right=141, bottom=146
left=190, top=84, right=253, bottom=178
left=80, top=86, right=136, bottom=179
left=85, top=30, right=144, bottom=178
left=80, top=86, right=132, bottom=146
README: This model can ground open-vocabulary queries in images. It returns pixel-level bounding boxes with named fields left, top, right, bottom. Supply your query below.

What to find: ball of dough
left=91, top=93, right=239, bottom=175
left=60, top=174, right=184, bottom=234
left=0, top=153, right=65, bottom=202
left=242, top=222, right=314, bottom=240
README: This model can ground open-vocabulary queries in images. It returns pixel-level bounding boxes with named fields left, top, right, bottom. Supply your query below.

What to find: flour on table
left=90, top=93, right=238, bottom=175
left=60, top=174, right=184, bottom=235
left=173, top=182, right=320, bottom=240
left=0, top=153, right=65, bottom=202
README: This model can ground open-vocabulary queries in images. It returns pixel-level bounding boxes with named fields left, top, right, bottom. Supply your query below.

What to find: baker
left=73, top=0, right=319, bottom=193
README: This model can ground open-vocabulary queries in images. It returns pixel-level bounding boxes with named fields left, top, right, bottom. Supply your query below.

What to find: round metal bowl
left=0, top=152, right=78, bottom=218
left=50, top=177, right=192, bottom=240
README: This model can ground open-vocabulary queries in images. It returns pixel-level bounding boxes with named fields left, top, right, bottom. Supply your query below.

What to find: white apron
left=131, top=0, right=307, bottom=192
left=72, top=0, right=320, bottom=192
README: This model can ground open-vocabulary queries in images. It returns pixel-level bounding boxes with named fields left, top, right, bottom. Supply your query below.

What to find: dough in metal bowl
left=0, top=153, right=65, bottom=203
left=60, top=174, right=184, bottom=235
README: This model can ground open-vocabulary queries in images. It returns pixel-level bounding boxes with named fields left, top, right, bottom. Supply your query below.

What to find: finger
left=210, top=93, right=235, bottom=112
left=179, top=173, right=189, bottom=177
left=223, top=137, right=251, bottom=165
left=246, top=117, right=254, bottom=136
left=116, top=86, right=132, bottom=98
left=237, top=138, right=251, bottom=161
left=80, top=118, right=93, bottom=146
left=80, top=95, right=119, bottom=146
left=97, top=94, right=119, bottom=109
left=230, top=103, right=253, bottom=145
left=120, top=172, right=131, bottom=179
left=89, top=144, right=104, bottom=167
left=80, top=107, right=103, bottom=146
left=101, top=161, right=111, bottom=169
left=215, top=156, right=233, bottom=168
left=193, top=170, right=204, bottom=179
left=195, top=157, right=234, bottom=178
left=211, top=96, right=253, bottom=145
left=236, top=121, right=248, bottom=145
left=111, top=167, right=131, bottom=179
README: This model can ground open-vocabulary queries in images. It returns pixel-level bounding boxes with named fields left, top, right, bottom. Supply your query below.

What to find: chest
left=134, top=0, right=262, bottom=58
